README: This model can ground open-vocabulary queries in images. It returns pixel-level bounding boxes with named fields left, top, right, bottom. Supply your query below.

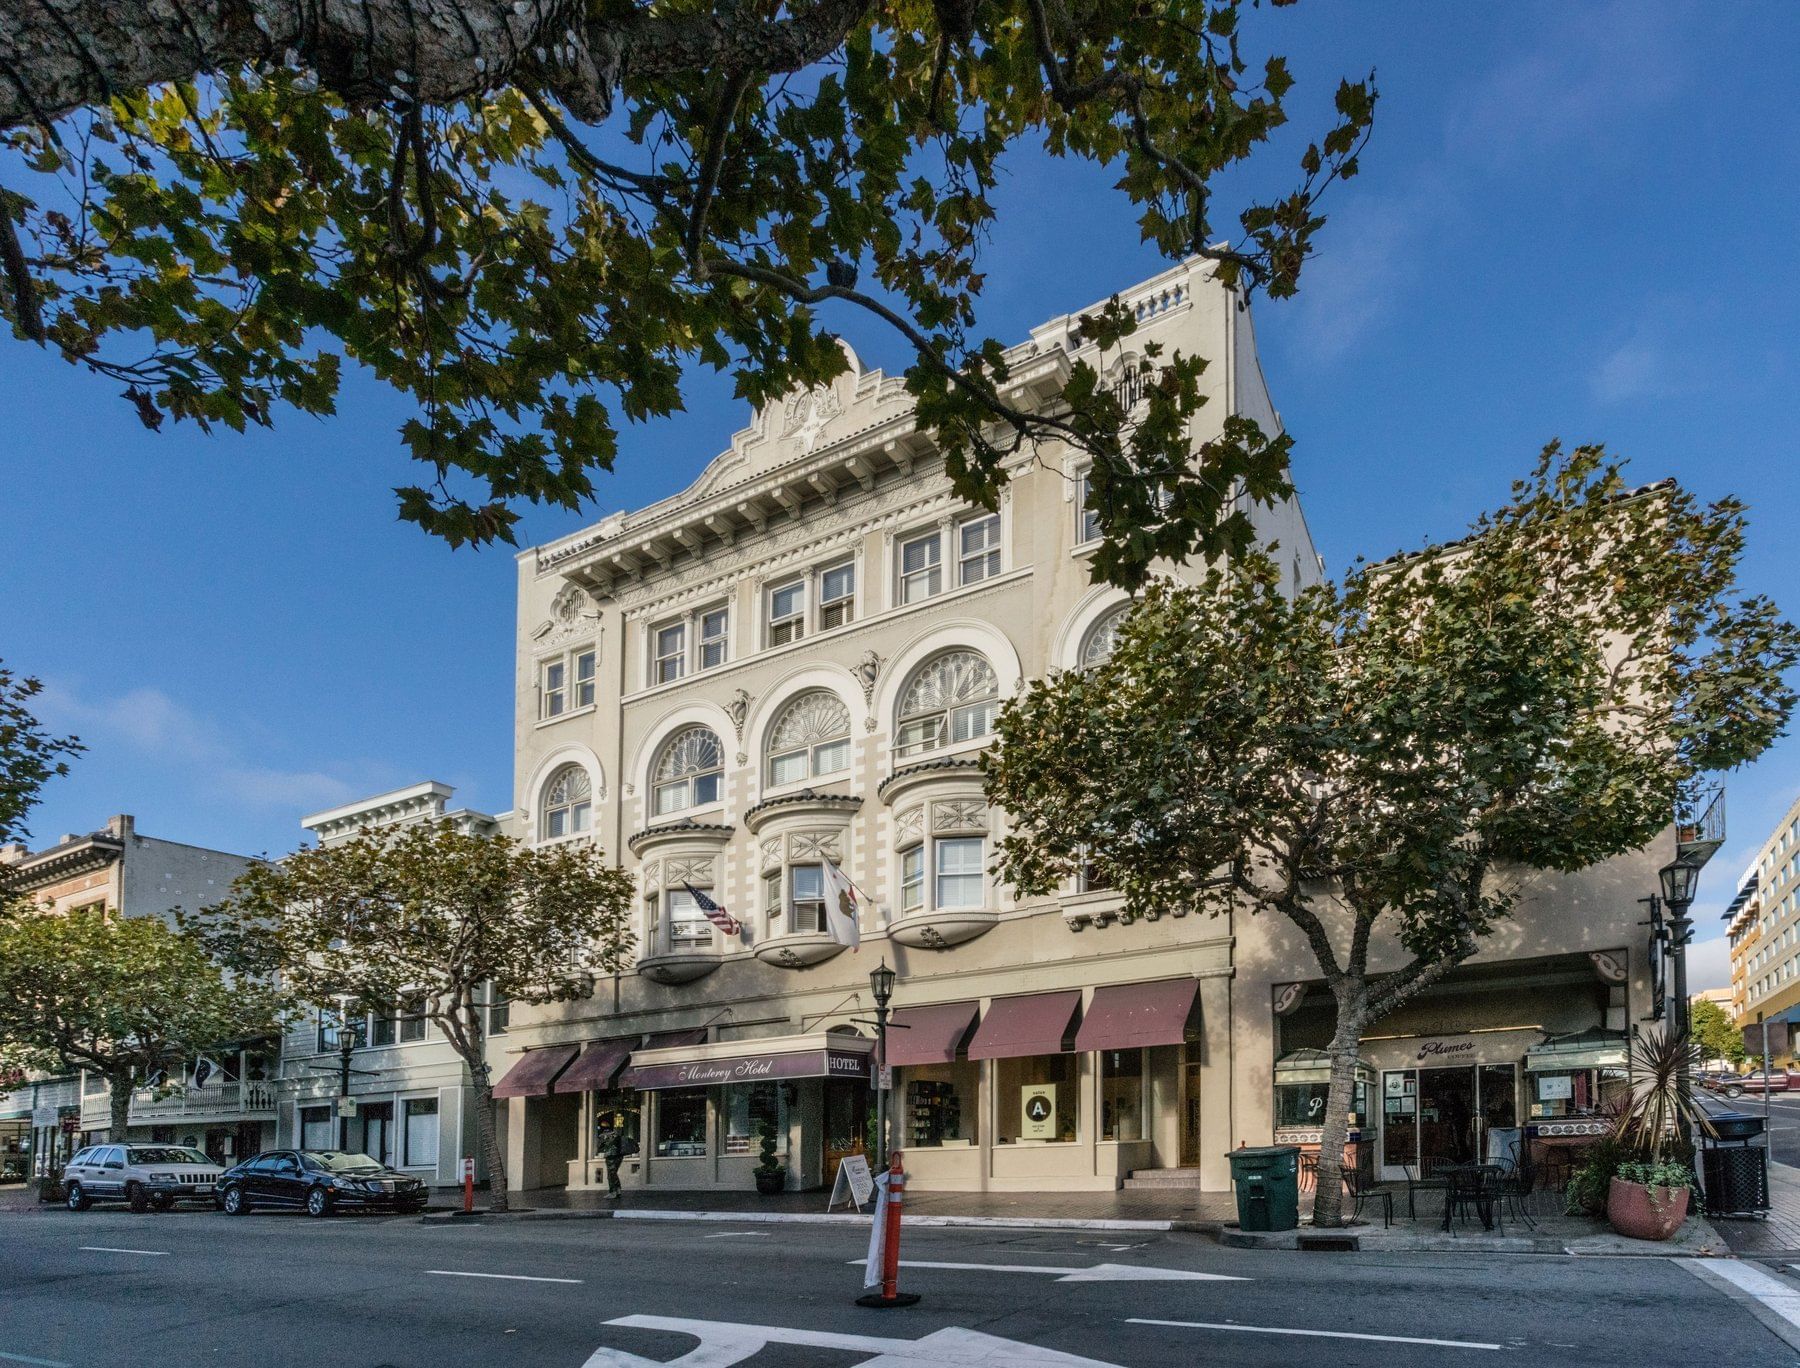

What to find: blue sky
left=1, top=2, right=1793, bottom=987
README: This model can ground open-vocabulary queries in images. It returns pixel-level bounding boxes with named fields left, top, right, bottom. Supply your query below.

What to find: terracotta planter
left=1606, top=1176, right=1690, bottom=1241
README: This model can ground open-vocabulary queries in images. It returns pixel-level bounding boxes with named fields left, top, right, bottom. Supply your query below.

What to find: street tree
left=0, top=1, right=1373, bottom=587
left=199, top=820, right=635, bottom=1210
left=0, top=904, right=283, bottom=1143
left=1691, top=998, right=1746, bottom=1067
left=985, top=445, right=1800, bottom=1225
left=0, top=658, right=82, bottom=844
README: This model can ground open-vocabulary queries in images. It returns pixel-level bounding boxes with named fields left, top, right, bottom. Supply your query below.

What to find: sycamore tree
left=199, top=820, right=634, bottom=1210
left=0, top=1, right=1372, bottom=587
left=1691, top=998, right=1746, bottom=1067
left=986, top=446, right=1800, bottom=1226
left=0, top=904, right=283, bottom=1145
left=0, top=658, right=82, bottom=844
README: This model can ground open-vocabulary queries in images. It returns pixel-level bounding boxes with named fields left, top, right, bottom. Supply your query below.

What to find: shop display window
left=1275, top=1076, right=1369, bottom=1128
left=299, top=1104, right=333, bottom=1150
left=996, top=1054, right=1077, bottom=1143
left=591, top=1090, right=640, bottom=1157
left=723, top=1081, right=787, bottom=1156
left=1100, top=1049, right=1145, bottom=1141
left=903, top=1063, right=978, bottom=1147
left=1527, top=1067, right=1628, bottom=1119
left=656, top=1087, right=709, bottom=1156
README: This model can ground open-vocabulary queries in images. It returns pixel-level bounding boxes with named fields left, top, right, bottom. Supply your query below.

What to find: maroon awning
left=552, top=1039, right=636, bottom=1095
left=622, top=1045, right=871, bottom=1092
left=886, top=1001, right=980, bottom=1067
left=643, top=1027, right=708, bottom=1050
left=491, top=1043, right=579, bottom=1098
left=1074, top=979, right=1200, bottom=1052
left=966, top=990, right=1082, bottom=1060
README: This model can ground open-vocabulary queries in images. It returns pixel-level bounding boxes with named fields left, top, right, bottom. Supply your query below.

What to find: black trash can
left=1700, top=1111, right=1769, bottom=1217
left=1226, top=1145, right=1301, bottom=1232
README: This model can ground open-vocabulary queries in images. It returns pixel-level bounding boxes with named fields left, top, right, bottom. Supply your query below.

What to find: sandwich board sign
left=827, top=1153, right=875, bottom=1212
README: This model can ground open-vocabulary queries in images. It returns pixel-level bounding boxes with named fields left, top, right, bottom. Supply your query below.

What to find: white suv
left=63, top=1144, right=224, bottom=1212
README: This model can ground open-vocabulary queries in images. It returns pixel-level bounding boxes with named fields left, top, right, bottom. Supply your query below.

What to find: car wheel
left=65, top=1181, right=92, bottom=1212
left=305, top=1186, right=334, bottom=1219
left=222, top=1184, right=251, bottom=1216
left=127, top=1182, right=150, bottom=1214
left=151, top=1193, right=175, bottom=1212
left=1726, top=1085, right=1744, bottom=1098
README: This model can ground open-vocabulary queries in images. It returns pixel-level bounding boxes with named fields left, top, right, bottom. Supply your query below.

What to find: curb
left=422, top=1207, right=1178, bottom=1232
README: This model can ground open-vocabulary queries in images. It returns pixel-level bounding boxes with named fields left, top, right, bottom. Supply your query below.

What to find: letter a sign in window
left=1021, top=1086, right=1057, bottom=1140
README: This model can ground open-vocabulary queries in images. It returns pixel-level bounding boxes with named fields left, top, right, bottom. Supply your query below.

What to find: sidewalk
left=1710, top=1158, right=1800, bottom=1258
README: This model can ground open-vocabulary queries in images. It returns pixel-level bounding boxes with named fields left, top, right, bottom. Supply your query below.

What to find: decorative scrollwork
left=1272, top=982, right=1307, bottom=1016
left=931, top=799, right=988, bottom=834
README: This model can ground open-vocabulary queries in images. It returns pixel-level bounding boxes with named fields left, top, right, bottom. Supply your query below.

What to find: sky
left=1, top=2, right=1794, bottom=990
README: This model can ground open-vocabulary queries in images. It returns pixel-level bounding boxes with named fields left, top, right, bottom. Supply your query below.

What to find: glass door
left=1477, top=1064, right=1518, bottom=1164
left=1180, top=1063, right=1203, bottom=1167
left=1380, top=1070, right=1417, bottom=1174
left=360, top=1102, right=394, bottom=1166
left=1418, top=1067, right=1477, bottom=1170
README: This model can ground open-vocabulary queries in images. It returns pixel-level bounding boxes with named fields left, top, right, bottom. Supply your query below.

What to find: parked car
left=1706, top=1069, right=1799, bottom=1098
left=62, top=1144, right=223, bottom=1212
left=216, top=1149, right=430, bottom=1218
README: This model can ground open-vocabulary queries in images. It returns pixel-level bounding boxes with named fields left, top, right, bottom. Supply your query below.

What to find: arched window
left=766, top=692, right=852, bottom=786
left=651, top=726, right=724, bottom=816
left=541, top=765, right=593, bottom=839
left=895, top=651, right=999, bottom=758
left=1080, top=604, right=1129, bottom=669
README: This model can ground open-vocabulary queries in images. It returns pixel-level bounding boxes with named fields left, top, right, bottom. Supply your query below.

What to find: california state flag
left=820, top=860, right=862, bottom=950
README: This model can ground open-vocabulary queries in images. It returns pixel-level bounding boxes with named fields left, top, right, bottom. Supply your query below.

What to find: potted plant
left=1591, top=1027, right=1709, bottom=1241
left=753, top=1119, right=786, bottom=1196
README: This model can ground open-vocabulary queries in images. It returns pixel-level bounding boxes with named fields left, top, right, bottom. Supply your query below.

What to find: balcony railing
left=111, top=1080, right=279, bottom=1122
left=1677, top=786, right=1725, bottom=868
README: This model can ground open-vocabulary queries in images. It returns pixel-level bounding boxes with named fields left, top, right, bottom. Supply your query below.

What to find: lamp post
left=869, top=960, right=896, bottom=1170
left=1659, top=859, right=1700, bottom=1143
left=333, top=993, right=358, bottom=1151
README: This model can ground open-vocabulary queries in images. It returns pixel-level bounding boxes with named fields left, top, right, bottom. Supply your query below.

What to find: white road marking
left=1680, top=1257, right=1800, bottom=1333
left=0, top=1352, right=72, bottom=1367
left=78, top=1246, right=168, bottom=1256
left=426, top=1269, right=583, bottom=1285
left=849, top=1257, right=1246, bottom=1283
left=585, top=1315, right=1126, bottom=1366
left=702, top=1231, right=771, bottom=1239
left=1127, top=1317, right=1503, bottom=1351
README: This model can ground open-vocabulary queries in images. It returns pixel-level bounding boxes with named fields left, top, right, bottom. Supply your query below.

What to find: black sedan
left=216, top=1149, right=430, bottom=1217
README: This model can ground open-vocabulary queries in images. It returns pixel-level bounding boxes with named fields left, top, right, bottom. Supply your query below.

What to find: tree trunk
left=440, top=991, right=507, bottom=1212
left=1308, top=992, right=1367, bottom=1229
left=473, top=1073, right=507, bottom=1214
left=107, top=1065, right=133, bottom=1143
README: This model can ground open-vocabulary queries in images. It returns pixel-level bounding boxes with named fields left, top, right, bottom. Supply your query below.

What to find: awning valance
left=967, top=990, right=1082, bottom=1061
left=1074, top=980, right=1199, bottom=1053
left=1524, top=1028, right=1629, bottom=1072
left=1274, top=1049, right=1377, bottom=1085
left=621, top=1033, right=873, bottom=1092
left=552, top=1039, right=635, bottom=1095
left=886, top=1001, right=980, bottom=1066
left=492, top=1043, right=579, bottom=1098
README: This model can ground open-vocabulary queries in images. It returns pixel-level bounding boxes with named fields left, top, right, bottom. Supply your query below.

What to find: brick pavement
left=1712, top=1157, right=1800, bottom=1257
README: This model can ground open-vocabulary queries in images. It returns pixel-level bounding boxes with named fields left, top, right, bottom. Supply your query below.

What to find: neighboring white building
left=271, top=782, right=510, bottom=1187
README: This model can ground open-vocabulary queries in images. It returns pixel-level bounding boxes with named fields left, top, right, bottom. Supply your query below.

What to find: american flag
left=683, top=883, right=741, bottom=934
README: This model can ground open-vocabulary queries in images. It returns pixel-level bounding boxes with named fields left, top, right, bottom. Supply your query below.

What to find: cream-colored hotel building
left=492, top=260, right=1671, bottom=1199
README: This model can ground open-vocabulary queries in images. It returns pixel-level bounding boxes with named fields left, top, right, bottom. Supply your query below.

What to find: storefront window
left=1276, top=1082, right=1330, bottom=1128
left=723, top=1082, right=787, bottom=1156
left=592, top=1091, right=641, bottom=1157
left=996, top=1054, right=1077, bottom=1143
left=656, top=1087, right=709, bottom=1156
left=299, top=1104, right=333, bottom=1150
left=1528, top=1067, right=1628, bottom=1119
left=902, top=1063, right=978, bottom=1147
left=1101, top=1049, right=1145, bottom=1142
left=403, top=1097, right=439, bottom=1167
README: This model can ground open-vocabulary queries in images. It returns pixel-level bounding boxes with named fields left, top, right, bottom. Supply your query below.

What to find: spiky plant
left=1617, top=1027, right=1714, bottom=1162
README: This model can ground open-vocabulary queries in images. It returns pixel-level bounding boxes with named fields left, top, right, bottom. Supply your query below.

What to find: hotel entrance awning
left=552, top=1039, right=636, bottom=1094
left=966, top=990, right=1082, bottom=1060
left=885, top=1001, right=980, bottom=1066
left=1073, top=980, right=1199, bottom=1052
left=621, top=1033, right=874, bottom=1091
left=491, top=1043, right=579, bottom=1098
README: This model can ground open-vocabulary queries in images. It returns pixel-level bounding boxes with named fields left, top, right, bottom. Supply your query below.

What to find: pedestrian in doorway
left=597, top=1115, right=624, bottom=1199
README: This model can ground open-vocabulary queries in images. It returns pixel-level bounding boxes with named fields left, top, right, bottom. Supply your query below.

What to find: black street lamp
left=333, top=993, right=359, bottom=1151
left=1659, top=859, right=1700, bottom=1143
left=869, top=960, right=896, bottom=1170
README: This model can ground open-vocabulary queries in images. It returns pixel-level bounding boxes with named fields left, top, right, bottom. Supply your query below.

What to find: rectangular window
left=300, top=1105, right=333, bottom=1151
left=1076, top=471, right=1102, bottom=545
left=668, top=888, right=713, bottom=945
left=1100, top=1049, right=1145, bottom=1142
left=487, top=989, right=510, bottom=1037
left=653, top=623, right=687, bottom=685
left=898, top=531, right=942, bottom=604
left=935, top=839, right=984, bottom=909
left=403, top=1097, right=439, bottom=1167
left=818, top=561, right=855, bottom=629
left=770, top=748, right=810, bottom=787
left=790, top=864, right=827, bottom=933
left=575, top=650, right=597, bottom=708
left=543, top=660, right=566, bottom=717
left=397, top=996, right=426, bottom=1044
left=368, top=1010, right=396, bottom=1048
left=958, top=514, right=1001, bottom=584
left=645, top=892, right=660, bottom=948
left=655, top=1087, right=709, bottom=1157
left=763, top=870, right=782, bottom=924
left=900, top=846, right=925, bottom=913
left=724, top=1081, right=787, bottom=1157
left=699, top=607, right=729, bottom=670
left=768, top=580, right=805, bottom=646
left=901, top=1063, right=979, bottom=1147
left=996, top=1053, right=1077, bottom=1144
left=950, top=698, right=997, bottom=744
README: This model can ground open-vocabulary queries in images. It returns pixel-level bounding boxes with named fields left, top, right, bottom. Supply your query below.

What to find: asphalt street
left=1702, top=1090, right=1800, bottom=1168
left=3, top=1205, right=1799, bottom=1367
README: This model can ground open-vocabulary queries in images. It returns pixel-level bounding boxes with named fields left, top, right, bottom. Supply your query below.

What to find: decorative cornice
left=626, top=821, right=736, bottom=856
left=0, top=835, right=124, bottom=892
left=876, top=757, right=985, bottom=805
left=743, top=790, right=863, bottom=835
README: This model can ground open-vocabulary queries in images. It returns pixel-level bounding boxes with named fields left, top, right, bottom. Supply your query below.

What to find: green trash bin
left=1226, top=1145, right=1301, bottom=1232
